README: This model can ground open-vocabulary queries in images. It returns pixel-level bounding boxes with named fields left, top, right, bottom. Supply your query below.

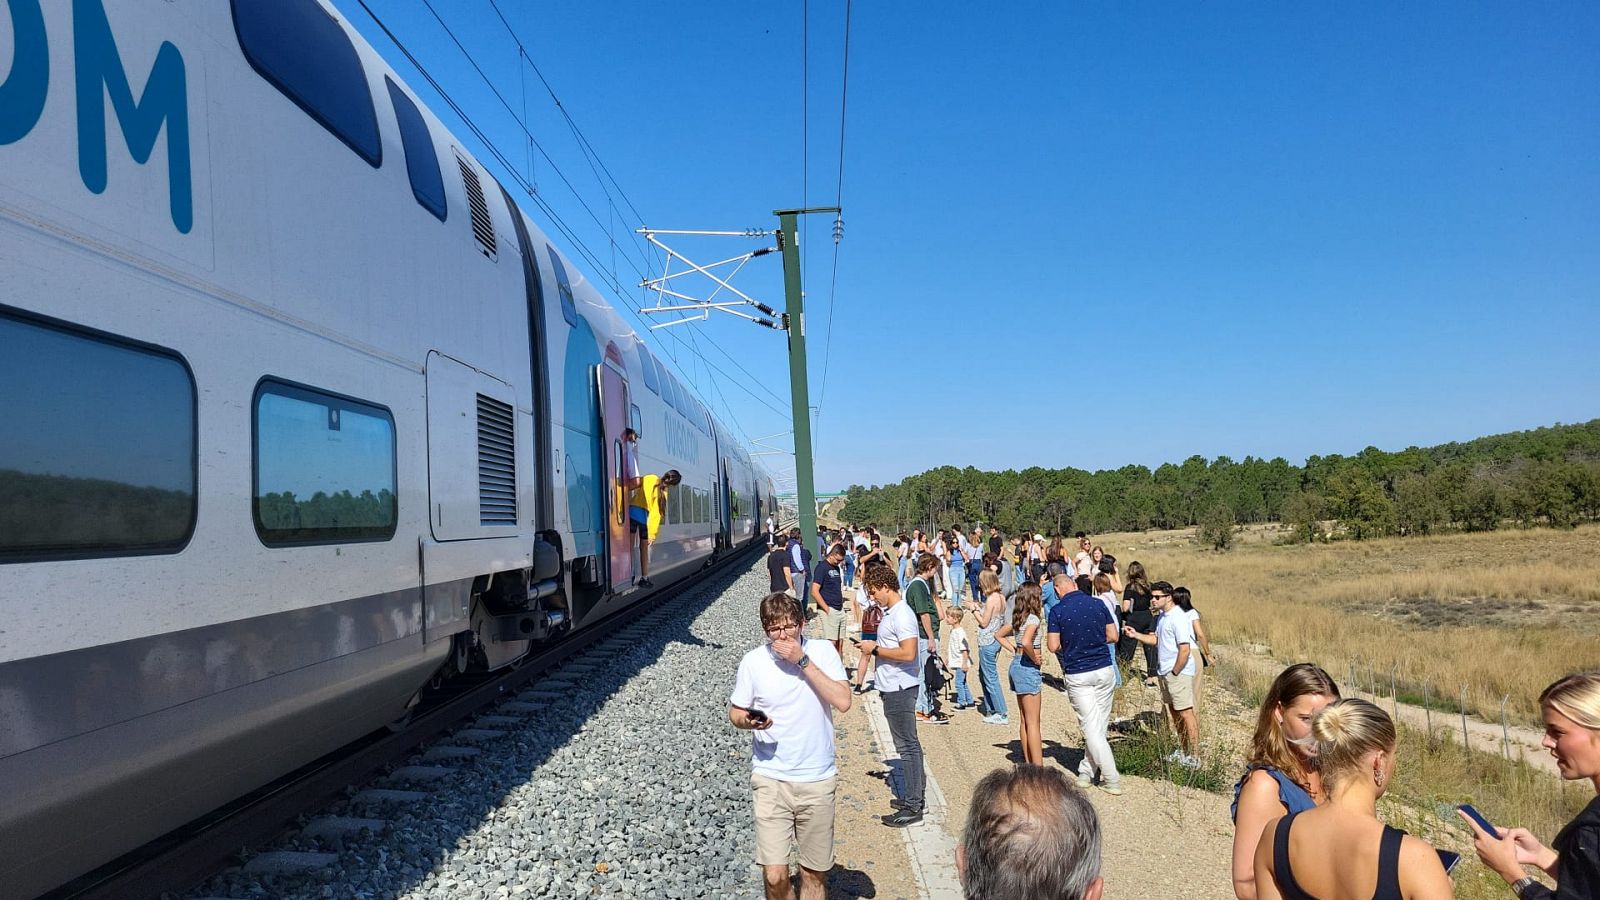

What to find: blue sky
left=338, top=1, right=1600, bottom=492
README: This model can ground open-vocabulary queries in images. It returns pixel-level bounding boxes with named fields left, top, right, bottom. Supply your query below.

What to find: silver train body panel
left=0, top=1, right=777, bottom=896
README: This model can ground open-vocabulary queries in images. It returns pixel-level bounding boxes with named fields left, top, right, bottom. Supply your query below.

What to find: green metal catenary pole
left=775, top=206, right=838, bottom=556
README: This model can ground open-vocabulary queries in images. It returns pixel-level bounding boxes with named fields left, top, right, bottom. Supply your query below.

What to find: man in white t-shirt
left=858, top=564, right=928, bottom=827
left=729, top=593, right=852, bottom=899
left=1122, top=580, right=1199, bottom=767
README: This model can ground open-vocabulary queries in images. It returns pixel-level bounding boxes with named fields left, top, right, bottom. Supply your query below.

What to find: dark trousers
left=880, top=686, right=925, bottom=811
left=967, top=560, right=984, bottom=603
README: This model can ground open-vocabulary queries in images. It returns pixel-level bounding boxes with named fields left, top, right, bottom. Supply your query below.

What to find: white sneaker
left=1180, top=754, right=1202, bottom=770
left=1165, top=750, right=1187, bottom=765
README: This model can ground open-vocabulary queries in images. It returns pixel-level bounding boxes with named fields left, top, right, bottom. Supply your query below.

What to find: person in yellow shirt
left=629, top=468, right=680, bottom=588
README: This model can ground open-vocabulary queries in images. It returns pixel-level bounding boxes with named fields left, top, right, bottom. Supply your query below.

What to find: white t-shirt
left=1155, top=610, right=1198, bottom=677
left=873, top=601, right=921, bottom=692
left=947, top=626, right=970, bottom=668
left=1095, top=590, right=1119, bottom=624
left=729, top=638, right=848, bottom=782
left=1074, top=552, right=1094, bottom=577
left=623, top=442, right=640, bottom=481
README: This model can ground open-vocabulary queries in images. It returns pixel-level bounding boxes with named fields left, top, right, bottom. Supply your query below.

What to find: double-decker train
left=0, top=2, right=777, bottom=895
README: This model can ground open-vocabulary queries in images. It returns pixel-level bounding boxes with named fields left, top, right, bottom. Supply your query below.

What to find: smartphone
left=746, top=707, right=769, bottom=725
left=1458, top=804, right=1497, bottom=835
left=1437, top=850, right=1461, bottom=874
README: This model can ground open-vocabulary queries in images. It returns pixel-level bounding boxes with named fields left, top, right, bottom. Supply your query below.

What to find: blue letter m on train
left=1, top=0, right=192, bottom=233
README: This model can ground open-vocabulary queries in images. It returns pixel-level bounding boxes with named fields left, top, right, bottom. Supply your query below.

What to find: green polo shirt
left=906, top=577, right=939, bottom=641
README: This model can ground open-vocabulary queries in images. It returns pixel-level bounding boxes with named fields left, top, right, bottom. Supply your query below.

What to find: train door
left=719, top=460, right=733, bottom=549
left=597, top=343, right=632, bottom=590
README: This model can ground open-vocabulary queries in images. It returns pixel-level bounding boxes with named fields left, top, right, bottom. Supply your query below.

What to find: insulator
left=832, top=216, right=844, bottom=244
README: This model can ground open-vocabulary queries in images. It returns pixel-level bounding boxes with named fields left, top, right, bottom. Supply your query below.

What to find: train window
left=629, top=404, right=643, bottom=438
left=545, top=246, right=579, bottom=327
left=385, top=77, right=446, bottom=221
left=0, top=310, right=196, bottom=562
left=253, top=380, right=397, bottom=546
left=659, top=368, right=679, bottom=411
left=232, top=0, right=381, bottom=167
left=669, top=375, right=686, bottom=414
left=637, top=345, right=659, bottom=394
left=651, top=356, right=671, bottom=401
left=668, top=482, right=682, bottom=525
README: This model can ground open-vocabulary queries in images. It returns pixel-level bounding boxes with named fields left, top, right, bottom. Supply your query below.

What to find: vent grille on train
left=457, top=155, right=496, bottom=260
left=477, top=394, right=516, bottom=525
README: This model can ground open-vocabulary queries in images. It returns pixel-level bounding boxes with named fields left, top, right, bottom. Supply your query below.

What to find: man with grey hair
left=957, top=765, right=1104, bottom=900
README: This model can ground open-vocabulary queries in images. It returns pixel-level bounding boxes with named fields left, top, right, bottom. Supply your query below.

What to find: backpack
left=861, top=604, right=883, bottom=634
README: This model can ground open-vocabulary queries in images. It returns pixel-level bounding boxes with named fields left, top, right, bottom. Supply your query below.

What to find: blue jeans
left=954, top=668, right=973, bottom=706
left=843, top=555, right=855, bottom=586
left=897, top=557, right=907, bottom=587
left=948, top=562, right=965, bottom=602
left=979, top=640, right=1007, bottom=718
left=968, top=560, right=984, bottom=603
left=915, top=639, right=937, bottom=714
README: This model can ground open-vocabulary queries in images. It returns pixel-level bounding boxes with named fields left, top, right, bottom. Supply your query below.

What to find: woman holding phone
left=1462, top=672, right=1600, bottom=898
left=1253, top=698, right=1453, bottom=899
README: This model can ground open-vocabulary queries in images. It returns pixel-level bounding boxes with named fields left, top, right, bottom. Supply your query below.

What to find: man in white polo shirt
left=730, top=592, right=852, bottom=900
left=1122, top=580, right=1199, bottom=768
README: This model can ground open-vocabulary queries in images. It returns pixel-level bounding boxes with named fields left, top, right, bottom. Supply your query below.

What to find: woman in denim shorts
left=997, top=582, right=1044, bottom=765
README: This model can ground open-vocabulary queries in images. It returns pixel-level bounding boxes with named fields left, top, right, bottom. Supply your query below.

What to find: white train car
left=0, top=1, right=773, bottom=895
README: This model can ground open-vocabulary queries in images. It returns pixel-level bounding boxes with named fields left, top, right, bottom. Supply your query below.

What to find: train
left=0, top=2, right=778, bottom=896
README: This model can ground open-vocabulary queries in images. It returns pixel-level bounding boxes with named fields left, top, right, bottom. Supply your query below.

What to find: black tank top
left=1272, top=810, right=1405, bottom=900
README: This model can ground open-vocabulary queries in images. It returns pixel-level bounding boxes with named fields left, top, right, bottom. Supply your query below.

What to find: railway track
left=43, top=539, right=774, bottom=900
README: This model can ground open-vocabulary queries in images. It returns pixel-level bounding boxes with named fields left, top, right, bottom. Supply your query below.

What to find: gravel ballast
left=187, top=559, right=775, bottom=900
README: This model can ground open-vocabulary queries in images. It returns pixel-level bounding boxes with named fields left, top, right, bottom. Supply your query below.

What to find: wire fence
left=1330, top=655, right=1563, bottom=786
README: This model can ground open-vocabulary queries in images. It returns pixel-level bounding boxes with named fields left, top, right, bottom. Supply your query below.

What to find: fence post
left=1501, top=694, right=1512, bottom=761
left=1460, top=687, right=1470, bottom=762
left=1423, top=679, right=1432, bottom=741
left=1390, top=665, right=1399, bottom=718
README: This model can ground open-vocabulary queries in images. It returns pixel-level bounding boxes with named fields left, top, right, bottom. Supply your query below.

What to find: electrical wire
left=353, top=0, right=788, bottom=436
left=814, top=0, right=852, bottom=446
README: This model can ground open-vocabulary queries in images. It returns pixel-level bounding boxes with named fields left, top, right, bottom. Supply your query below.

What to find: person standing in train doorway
left=628, top=447, right=680, bottom=589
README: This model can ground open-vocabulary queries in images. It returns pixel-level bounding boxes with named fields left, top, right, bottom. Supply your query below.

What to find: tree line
left=836, top=420, right=1600, bottom=542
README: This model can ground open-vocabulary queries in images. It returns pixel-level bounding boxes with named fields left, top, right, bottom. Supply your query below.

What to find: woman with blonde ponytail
left=1254, top=698, right=1453, bottom=899
left=1462, top=672, right=1600, bottom=898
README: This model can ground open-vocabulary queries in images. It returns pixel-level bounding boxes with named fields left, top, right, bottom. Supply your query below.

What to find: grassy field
left=1096, top=523, right=1600, bottom=727
left=1089, top=523, right=1600, bottom=898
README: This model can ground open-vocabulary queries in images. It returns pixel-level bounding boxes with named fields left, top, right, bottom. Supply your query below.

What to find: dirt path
left=896, top=648, right=1241, bottom=899
left=1221, top=643, right=1558, bottom=775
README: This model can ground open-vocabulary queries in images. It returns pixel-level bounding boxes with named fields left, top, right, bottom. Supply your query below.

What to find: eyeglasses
left=765, top=622, right=801, bottom=634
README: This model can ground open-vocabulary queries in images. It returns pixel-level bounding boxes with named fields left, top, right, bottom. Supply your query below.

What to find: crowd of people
left=736, top=523, right=1600, bottom=900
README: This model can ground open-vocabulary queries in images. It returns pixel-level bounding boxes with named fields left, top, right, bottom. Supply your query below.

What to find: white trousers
left=1064, top=664, right=1120, bottom=786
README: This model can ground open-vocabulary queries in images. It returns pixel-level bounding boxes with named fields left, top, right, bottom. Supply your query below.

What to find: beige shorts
left=1160, top=672, right=1196, bottom=711
left=813, top=606, right=847, bottom=640
left=752, top=773, right=837, bottom=871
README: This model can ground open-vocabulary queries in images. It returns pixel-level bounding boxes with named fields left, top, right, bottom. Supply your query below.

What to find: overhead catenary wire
left=352, top=0, right=790, bottom=439
left=485, top=0, right=658, bottom=277
left=814, top=0, right=852, bottom=450
left=415, top=0, right=655, bottom=284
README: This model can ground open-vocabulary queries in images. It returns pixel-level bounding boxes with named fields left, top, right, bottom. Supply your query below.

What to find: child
left=947, top=607, right=974, bottom=709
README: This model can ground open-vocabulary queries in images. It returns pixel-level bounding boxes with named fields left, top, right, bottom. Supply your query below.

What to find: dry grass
left=1098, top=524, right=1600, bottom=727
left=1215, top=657, right=1583, bottom=899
